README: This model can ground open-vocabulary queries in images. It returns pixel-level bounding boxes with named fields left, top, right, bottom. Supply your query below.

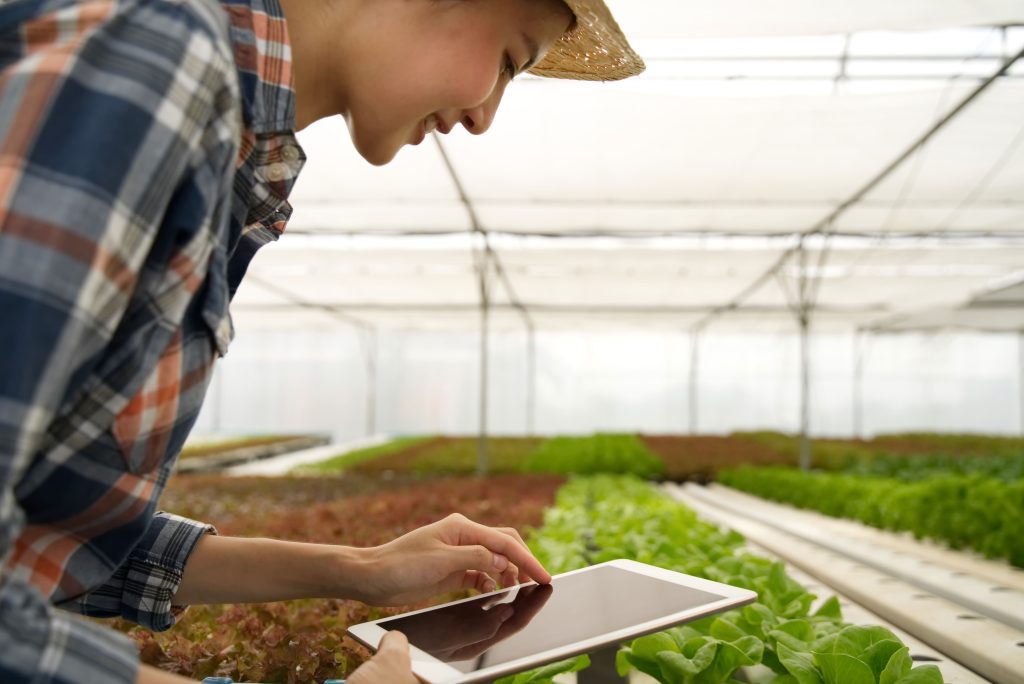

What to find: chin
left=349, top=129, right=402, bottom=167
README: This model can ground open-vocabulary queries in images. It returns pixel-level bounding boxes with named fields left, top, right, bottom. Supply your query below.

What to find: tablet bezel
left=347, top=558, right=757, bottom=684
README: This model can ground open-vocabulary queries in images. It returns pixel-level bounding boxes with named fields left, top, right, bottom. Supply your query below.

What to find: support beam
left=799, top=310, right=812, bottom=471
left=795, top=244, right=813, bottom=471
left=691, top=43, right=1024, bottom=332
left=364, top=327, right=378, bottom=437
left=853, top=329, right=866, bottom=440
left=526, top=326, right=536, bottom=437
left=477, top=252, right=491, bottom=477
left=1019, top=330, right=1024, bottom=438
left=689, top=328, right=701, bottom=435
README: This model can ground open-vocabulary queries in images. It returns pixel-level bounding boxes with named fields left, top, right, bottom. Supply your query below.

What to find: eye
left=503, top=52, right=518, bottom=81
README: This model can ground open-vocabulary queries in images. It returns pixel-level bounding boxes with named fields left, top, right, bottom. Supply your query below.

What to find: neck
left=277, top=0, right=349, bottom=129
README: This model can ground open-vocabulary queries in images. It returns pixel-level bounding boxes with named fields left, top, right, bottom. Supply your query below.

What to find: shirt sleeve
left=59, top=513, right=217, bottom=632
left=0, top=0, right=239, bottom=680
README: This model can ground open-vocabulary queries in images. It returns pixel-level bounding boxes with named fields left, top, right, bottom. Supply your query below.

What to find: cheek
left=446, top=58, right=501, bottom=109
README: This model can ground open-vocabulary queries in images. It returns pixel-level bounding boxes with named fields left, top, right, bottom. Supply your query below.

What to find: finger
left=377, top=630, right=412, bottom=667
left=461, top=569, right=497, bottom=594
left=499, top=526, right=530, bottom=551
left=448, top=517, right=552, bottom=584
left=446, top=544, right=514, bottom=585
left=500, top=561, right=519, bottom=588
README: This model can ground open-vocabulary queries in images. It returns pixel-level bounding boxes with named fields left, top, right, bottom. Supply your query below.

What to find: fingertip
left=381, top=629, right=409, bottom=650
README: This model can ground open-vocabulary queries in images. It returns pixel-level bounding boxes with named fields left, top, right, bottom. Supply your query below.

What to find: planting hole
left=911, top=655, right=941, bottom=662
left=991, top=586, right=1012, bottom=592
left=1018, top=642, right=1024, bottom=648
left=957, top=614, right=983, bottom=620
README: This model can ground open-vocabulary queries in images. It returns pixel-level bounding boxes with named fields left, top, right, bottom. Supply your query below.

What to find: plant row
left=523, top=434, right=665, bottom=478
left=718, top=466, right=1024, bottom=567
left=843, top=451, right=1024, bottom=482
left=523, top=475, right=942, bottom=684
left=308, top=432, right=1023, bottom=481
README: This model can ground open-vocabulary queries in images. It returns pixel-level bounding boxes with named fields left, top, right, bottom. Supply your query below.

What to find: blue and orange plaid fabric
left=0, top=0, right=304, bottom=680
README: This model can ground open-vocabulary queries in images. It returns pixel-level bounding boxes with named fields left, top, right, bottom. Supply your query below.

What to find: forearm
left=174, top=534, right=374, bottom=605
left=137, top=664, right=196, bottom=683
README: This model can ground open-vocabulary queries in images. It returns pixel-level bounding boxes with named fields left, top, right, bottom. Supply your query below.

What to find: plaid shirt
left=0, top=0, right=304, bottom=680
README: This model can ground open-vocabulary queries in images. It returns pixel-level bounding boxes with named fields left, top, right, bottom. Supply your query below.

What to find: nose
left=460, top=83, right=507, bottom=135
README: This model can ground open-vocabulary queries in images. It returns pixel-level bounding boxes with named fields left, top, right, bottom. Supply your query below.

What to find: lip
left=412, top=120, right=426, bottom=145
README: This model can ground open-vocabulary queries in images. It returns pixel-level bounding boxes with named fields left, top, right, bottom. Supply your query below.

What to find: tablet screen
left=377, top=564, right=726, bottom=674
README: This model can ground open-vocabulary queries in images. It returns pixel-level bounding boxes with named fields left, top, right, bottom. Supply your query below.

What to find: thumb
left=448, top=544, right=508, bottom=577
left=378, top=629, right=411, bottom=661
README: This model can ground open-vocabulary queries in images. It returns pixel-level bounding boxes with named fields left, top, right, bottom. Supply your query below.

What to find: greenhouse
left=3, top=0, right=1024, bottom=683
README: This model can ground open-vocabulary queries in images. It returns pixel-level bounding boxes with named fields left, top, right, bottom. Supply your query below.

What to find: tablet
left=347, top=559, right=757, bottom=684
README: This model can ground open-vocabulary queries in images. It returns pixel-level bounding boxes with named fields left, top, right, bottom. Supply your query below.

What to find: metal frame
left=234, top=33, right=1024, bottom=448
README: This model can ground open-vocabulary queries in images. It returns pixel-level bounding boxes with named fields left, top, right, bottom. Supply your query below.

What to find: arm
left=175, top=512, right=551, bottom=607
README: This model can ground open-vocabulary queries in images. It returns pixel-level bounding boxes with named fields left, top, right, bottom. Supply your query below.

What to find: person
left=0, top=0, right=644, bottom=681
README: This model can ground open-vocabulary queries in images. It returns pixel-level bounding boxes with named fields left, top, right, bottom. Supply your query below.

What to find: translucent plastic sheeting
left=232, top=236, right=1024, bottom=331
left=607, top=0, right=1024, bottom=40
left=192, top=329, right=1023, bottom=438
left=265, top=15, right=1024, bottom=335
left=288, top=81, right=1024, bottom=235
left=869, top=279, right=1024, bottom=331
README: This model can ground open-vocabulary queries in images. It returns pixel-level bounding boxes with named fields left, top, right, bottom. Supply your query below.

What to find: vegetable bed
left=527, top=476, right=943, bottom=684
left=719, top=466, right=1024, bottom=567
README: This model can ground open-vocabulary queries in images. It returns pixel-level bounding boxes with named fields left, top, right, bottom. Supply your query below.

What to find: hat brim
left=527, top=0, right=645, bottom=81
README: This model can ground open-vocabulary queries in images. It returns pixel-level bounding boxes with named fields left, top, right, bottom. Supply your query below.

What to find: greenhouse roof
left=231, top=1, right=1024, bottom=333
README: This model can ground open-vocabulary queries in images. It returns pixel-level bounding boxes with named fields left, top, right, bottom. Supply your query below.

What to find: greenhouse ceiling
left=232, top=0, right=1024, bottom=333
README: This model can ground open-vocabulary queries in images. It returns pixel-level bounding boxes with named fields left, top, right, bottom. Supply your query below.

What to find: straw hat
left=528, top=0, right=645, bottom=81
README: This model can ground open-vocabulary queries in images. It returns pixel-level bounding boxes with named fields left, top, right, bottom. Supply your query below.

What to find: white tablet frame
left=347, top=558, right=758, bottom=684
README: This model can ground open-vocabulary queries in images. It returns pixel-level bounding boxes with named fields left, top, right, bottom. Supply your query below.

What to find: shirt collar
left=219, top=0, right=296, bottom=134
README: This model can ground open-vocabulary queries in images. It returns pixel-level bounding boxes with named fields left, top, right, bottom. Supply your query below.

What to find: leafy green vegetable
left=528, top=475, right=946, bottom=684
left=523, top=434, right=665, bottom=478
left=494, top=654, right=590, bottom=684
left=718, top=466, right=1024, bottom=567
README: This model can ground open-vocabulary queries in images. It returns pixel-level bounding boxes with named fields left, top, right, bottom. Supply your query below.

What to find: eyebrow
left=521, top=32, right=540, bottom=71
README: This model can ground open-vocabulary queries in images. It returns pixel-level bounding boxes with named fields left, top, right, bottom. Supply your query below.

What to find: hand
left=347, top=631, right=419, bottom=684
left=354, top=513, right=551, bottom=606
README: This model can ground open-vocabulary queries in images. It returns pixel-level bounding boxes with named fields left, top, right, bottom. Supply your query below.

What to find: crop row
left=524, top=475, right=942, bottom=684
left=719, top=466, right=1024, bottom=567
left=339, top=434, right=800, bottom=479
left=312, top=432, right=1024, bottom=481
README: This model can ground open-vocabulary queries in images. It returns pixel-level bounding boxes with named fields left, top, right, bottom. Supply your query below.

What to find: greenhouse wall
left=191, top=329, right=1021, bottom=440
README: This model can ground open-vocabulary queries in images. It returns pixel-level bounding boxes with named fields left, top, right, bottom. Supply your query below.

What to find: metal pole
left=799, top=311, right=812, bottom=470
left=365, top=327, right=377, bottom=437
left=689, top=329, right=700, bottom=435
left=477, top=256, right=490, bottom=477
left=526, top=326, right=536, bottom=437
left=1019, top=330, right=1023, bottom=438
left=797, top=244, right=812, bottom=471
left=853, top=329, right=864, bottom=440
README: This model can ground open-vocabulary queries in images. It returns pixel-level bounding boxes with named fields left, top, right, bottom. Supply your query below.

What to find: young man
left=0, top=0, right=644, bottom=681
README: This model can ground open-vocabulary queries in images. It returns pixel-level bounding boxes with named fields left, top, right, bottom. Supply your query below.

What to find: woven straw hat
left=528, top=0, right=645, bottom=81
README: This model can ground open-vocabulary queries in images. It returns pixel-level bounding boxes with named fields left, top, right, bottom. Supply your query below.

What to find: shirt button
left=281, top=144, right=301, bottom=162
left=266, top=163, right=288, bottom=182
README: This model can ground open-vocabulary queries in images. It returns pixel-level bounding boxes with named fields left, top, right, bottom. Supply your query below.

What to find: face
left=341, top=0, right=574, bottom=165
